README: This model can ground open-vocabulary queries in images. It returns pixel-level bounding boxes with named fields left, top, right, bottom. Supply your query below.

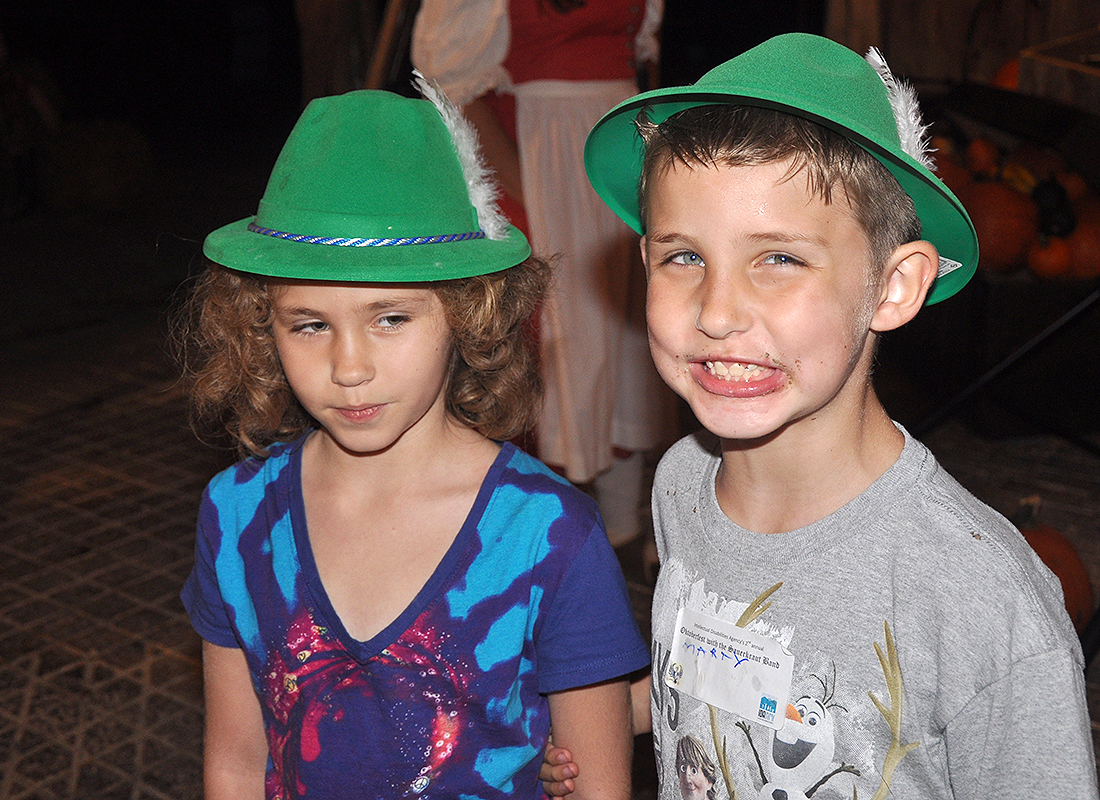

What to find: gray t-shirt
left=649, top=428, right=1097, bottom=800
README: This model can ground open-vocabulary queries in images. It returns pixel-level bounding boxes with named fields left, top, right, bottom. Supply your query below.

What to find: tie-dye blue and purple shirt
left=182, top=437, right=649, bottom=799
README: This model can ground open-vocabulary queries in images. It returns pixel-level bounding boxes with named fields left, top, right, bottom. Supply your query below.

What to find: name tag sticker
left=666, top=607, right=794, bottom=730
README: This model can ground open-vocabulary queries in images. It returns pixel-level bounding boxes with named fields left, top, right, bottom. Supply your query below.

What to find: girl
left=177, top=82, right=648, bottom=800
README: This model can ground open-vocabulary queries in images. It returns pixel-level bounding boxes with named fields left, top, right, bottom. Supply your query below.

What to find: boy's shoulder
left=653, top=430, right=721, bottom=491
left=907, top=447, right=1075, bottom=624
left=654, top=428, right=1080, bottom=661
left=653, top=427, right=1012, bottom=546
left=653, top=428, right=1069, bottom=613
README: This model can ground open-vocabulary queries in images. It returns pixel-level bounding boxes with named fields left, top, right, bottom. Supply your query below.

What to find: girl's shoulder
left=491, top=443, right=601, bottom=526
left=204, top=434, right=309, bottom=500
left=499, top=442, right=596, bottom=493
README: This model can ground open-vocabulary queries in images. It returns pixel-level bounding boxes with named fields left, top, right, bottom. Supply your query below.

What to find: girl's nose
left=331, top=334, right=374, bottom=387
left=695, top=268, right=752, bottom=339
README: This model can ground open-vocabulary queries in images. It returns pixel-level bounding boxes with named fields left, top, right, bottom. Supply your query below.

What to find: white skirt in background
left=514, top=79, right=676, bottom=483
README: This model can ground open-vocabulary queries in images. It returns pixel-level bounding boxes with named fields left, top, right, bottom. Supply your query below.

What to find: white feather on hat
left=414, top=71, right=511, bottom=241
left=865, top=47, right=934, bottom=172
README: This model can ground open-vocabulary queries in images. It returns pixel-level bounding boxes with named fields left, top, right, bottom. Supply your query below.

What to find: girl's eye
left=291, top=320, right=328, bottom=334
left=377, top=314, right=411, bottom=329
left=669, top=250, right=704, bottom=267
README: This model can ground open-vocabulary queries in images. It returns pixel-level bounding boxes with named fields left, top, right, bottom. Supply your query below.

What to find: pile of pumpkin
left=932, top=135, right=1100, bottom=279
left=1012, top=496, right=1094, bottom=633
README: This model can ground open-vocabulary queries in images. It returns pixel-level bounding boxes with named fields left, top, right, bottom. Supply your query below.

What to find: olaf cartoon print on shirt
left=734, top=665, right=858, bottom=799
left=655, top=575, right=919, bottom=800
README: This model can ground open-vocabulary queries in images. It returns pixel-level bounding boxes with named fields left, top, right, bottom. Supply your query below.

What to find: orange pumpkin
left=1026, top=236, right=1073, bottom=279
left=961, top=181, right=1039, bottom=272
left=930, top=134, right=958, bottom=160
left=1012, top=499, right=1095, bottom=632
left=1020, top=524, right=1094, bottom=631
left=1057, top=171, right=1090, bottom=203
left=992, top=58, right=1020, bottom=91
left=965, top=137, right=1001, bottom=179
left=1065, top=195, right=1100, bottom=278
left=933, top=152, right=973, bottom=197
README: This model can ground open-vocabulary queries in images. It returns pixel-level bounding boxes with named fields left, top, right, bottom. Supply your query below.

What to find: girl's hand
left=539, top=744, right=578, bottom=797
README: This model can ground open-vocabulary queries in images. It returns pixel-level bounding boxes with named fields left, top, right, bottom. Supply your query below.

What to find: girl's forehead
left=270, top=280, right=439, bottom=306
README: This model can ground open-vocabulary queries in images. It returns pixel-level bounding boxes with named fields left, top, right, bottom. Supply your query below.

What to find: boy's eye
left=669, top=250, right=704, bottom=267
left=760, top=252, right=803, bottom=267
left=291, top=320, right=328, bottom=334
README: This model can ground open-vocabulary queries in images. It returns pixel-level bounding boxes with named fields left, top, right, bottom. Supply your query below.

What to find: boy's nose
left=695, top=269, right=751, bottom=339
left=331, top=335, right=374, bottom=387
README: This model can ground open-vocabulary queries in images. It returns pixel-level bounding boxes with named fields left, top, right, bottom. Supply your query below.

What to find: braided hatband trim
left=247, top=221, right=486, bottom=246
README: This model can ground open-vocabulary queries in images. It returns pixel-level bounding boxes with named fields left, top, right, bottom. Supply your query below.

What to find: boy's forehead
left=648, top=158, right=859, bottom=222
left=644, top=159, right=875, bottom=269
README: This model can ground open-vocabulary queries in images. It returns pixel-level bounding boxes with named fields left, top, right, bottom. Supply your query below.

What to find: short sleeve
left=180, top=492, right=241, bottom=649
left=535, top=521, right=650, bottom=694
left=944, top=648, right=1099, bottom=798
left=634, top=0, right=663, bottom=64
left=411, top=0, right=512, bottom=106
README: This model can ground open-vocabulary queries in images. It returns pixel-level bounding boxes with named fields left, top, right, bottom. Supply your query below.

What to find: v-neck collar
left=286, top=439, right=516, bottom=662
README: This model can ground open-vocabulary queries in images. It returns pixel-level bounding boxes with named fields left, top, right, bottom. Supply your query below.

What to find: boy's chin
left=686, top=405, right=790, bottom=444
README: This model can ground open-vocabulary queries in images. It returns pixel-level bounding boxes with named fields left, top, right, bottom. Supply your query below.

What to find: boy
left=544, top=33, right=1098, bottom=799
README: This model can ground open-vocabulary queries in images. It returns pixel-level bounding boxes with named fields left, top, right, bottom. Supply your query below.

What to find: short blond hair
left=675, top=735, right=718, bottom=800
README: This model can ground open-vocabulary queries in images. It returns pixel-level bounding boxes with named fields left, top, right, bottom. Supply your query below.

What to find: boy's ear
left=870, top=240, right=939, bottom=332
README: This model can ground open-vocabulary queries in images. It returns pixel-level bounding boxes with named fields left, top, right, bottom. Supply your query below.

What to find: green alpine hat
left=203, top=85, right=530, bottom=282
left=584, top=32, right=978, bottom=304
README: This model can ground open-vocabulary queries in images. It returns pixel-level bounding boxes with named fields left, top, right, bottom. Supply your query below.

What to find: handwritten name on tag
left=666, top=607, right=794, bottom=729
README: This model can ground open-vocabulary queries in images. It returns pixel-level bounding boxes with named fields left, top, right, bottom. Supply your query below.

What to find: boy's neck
left=713, top=396, right=903, bottom=534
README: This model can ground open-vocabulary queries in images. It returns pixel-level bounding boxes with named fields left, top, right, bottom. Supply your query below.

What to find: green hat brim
left=584, top=35, right=979, bottom=305
left=203, top=217, right=531, bottom=283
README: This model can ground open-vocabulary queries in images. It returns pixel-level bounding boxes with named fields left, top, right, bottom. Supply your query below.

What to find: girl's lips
left=691, top=359, right=786, bottom=398
left=334, top=404, right=383, bottom=423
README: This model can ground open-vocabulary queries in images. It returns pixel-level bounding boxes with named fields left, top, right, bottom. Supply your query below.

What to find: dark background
left=0, top=0, right=826, bottom=333
left=1, top=0, right=301, bottom=158
left=0, top=0, right=828, bottom=171
left=4, top=0, right=1096, bottom=440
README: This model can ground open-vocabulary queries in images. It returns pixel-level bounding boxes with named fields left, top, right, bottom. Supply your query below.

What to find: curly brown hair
left=174, top=257, right=550, bottom=459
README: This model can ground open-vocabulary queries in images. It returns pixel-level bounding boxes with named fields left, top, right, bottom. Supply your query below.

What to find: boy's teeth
left=706, top=360, right=763, bottom=380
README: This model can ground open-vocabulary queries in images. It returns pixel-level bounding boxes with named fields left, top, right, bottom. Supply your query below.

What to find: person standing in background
left=413, top=0, right=678, bottom=548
